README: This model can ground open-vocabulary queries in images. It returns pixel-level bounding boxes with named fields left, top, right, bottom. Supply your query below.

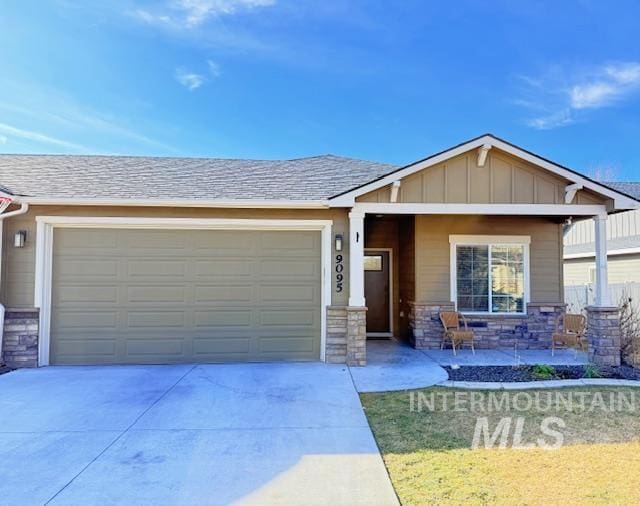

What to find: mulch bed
left=0, top=365, right=14, bottom=376
left=445, top=364, right=640, bottom=382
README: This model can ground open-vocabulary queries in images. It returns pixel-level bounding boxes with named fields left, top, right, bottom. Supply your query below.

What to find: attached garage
left=46, top=225, right=325, bottom=365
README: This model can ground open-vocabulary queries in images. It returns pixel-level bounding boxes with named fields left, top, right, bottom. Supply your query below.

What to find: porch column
left=348, top=210, right=365, bottom=307
left=593, top=214, right=611, bottom=307
left=588, top=213, right=621, bottom=366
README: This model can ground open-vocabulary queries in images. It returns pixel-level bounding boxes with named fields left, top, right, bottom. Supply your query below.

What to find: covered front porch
left=345, top=207, right=617, bottom=367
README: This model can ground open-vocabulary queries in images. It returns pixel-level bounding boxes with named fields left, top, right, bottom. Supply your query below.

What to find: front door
left=364, top=250, right=391, bottom=336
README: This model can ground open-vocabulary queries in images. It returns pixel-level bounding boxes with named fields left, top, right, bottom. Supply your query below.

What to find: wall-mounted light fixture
left=14, top=230, right=26, bottom=248
left=334, top=234, right=343, bottom=252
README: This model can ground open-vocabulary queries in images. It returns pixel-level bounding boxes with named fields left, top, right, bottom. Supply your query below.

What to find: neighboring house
left=564, top=182, right=640, bottom=285
left=0, top=134, right=637, bottom=369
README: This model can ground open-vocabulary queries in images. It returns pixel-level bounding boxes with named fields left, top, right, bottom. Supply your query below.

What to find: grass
left=361, top=386, right=640, bottom=505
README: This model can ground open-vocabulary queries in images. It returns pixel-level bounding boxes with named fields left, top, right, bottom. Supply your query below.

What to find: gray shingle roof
left=0, top=154, right=397, bottom=201
left=605, top=182, right=640, bottom=200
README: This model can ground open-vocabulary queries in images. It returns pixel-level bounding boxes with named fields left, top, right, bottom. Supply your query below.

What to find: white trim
left=22, top=197, right=329, bottom=209
left=594, top=215, right=612, bottom=306
left=449, top=234, right=531, bottom=245
left=564, top=247, right=640, bottom=259
left=35, top=216, right=333, bottom=367
left=348, top=210, right=366, bottom=307
left=449, top=235, right=531, bottom=316
left=477, top=143, right=491, bottom=167
left=352, top=202, right=608, bottom=217
left=329, top=135, right=639, bottom=210
left=364, top=248, right=394, bottom=337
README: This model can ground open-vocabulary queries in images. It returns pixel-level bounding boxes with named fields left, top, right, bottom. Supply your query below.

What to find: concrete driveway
left=0, top=364, right=398, bottom=505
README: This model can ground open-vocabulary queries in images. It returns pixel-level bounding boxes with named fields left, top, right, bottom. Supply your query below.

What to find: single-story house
left=0, top=134, right=637, bottom=368
left=565, top=182, right=640, bottom=285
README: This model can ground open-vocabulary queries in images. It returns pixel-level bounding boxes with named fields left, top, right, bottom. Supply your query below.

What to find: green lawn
left=361, top=387, right=640, bottom=505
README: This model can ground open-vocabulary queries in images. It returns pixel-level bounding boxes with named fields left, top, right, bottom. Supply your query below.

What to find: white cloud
left=0, top=122, right=87, bottom=151
left=570, top=62, right=640, bottom=109
left=174, top=68, right=205, bottom=90
left=516, top=62, right=640, bottom=129
left=208, top=60, right=221, bottom=78
left=525, top=110, right=574, bottom=130
left=131, top=0, right=275, bottom=29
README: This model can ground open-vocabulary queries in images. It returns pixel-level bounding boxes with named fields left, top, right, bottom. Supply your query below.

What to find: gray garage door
left=50, top=228, right=321, bottom=365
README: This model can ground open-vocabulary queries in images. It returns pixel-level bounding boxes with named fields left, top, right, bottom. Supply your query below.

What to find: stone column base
left=587, top=306, right=621, bottom=366
left=346, top=307, right=367, bottom=366
left=2, top=308, right=40, bottom=368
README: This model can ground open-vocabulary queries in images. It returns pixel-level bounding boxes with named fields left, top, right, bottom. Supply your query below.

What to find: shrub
left=531, top=364, right=556, bottom=380
left=619, top=291, right=640, bottom=368
left=584, top=364, right=602, bottom=378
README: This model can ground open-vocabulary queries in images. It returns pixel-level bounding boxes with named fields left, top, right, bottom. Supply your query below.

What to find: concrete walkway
left=0, top=364, right=399, bottom=506
left=349, top=340, right=589, bottom=393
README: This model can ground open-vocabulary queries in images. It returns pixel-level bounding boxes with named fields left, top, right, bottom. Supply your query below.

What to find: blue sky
left=1, top=0, right=639, bottom=180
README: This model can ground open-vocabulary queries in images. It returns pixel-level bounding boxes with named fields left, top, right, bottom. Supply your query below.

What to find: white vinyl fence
left=565, top=283, right=640, bottom=312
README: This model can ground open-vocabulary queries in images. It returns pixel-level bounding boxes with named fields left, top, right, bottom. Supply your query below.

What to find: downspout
left=0, top=200, right=30, bottom=365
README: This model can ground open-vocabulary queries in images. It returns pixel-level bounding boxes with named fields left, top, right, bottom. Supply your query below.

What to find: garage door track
left=0, top=364, right=398, bottom=505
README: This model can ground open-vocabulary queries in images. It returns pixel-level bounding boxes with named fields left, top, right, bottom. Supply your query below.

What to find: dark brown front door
left=364, top=250, right=391, bottom=335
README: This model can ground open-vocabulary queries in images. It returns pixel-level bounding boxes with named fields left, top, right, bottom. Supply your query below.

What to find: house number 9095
left=335, top=254, right=344, bottom=292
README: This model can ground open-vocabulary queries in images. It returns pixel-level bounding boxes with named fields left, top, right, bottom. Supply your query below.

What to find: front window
left=452, top=236, right=529, bottom=314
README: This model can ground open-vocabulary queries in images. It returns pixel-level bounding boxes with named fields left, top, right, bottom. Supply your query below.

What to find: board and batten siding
left=0, top=206, right=350, bottom=309
left=414, top=215, right=565, bottom=304
left=357, top=149, right=610, bottom=207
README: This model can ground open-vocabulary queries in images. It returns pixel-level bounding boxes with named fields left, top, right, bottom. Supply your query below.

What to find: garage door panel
left=52, top=310, right=119, bottom=330
left=195, top=259, right=253, bottom=278
left=55, top=285, right=119, bottom=304
left=54, top=259, right=119, bottom=280
left=194, top=309, right=253, bottom=328
left=260, top=259, right=318, bottom=278
left=125, top=339, right=185, bottom=357
left=259, top=309, right=316, bottom=327
left=259, top=285, right=317, bottom=303
left=127, top=311, right=186, bottom=328
left=127, top=286, right=186, bottom=303
left=193, top=337, right=251, bottom=354
left=54, top=338, right=117, bottom=358
left=194, top=285, right=253, bottom=303
left=127, top=260, right=186, bottom=279
left=51, top=228, right=321, bottom=364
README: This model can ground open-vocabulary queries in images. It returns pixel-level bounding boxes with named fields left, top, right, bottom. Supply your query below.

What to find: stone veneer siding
left=1, top=308, right=39, bottom=368
left=346, top=307, right=367, bottom=366
left=587, top=306, right=621, bottom=366
left=325, top=306, right=367, bottom=366
left=409, top=302, right=566, bottom=350
left=326, top=306, right=348, bottom=364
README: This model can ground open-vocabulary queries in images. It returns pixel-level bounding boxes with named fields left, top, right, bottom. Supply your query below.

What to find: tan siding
left=414, top=215, right=564, bottom=304
left=565, top=254, right=640, bottom=285
left=0, top=205, right=349, bottom=308
left=357, top=147, right=612, bottom=207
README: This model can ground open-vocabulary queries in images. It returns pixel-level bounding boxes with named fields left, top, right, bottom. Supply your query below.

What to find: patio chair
left=439, top=311, right=475, bottom=356
left=551, top=313, right=587, bottom=356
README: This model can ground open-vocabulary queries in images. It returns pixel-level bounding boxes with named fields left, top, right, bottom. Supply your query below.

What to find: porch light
left=335, top=234, right=343, bottom=252
left=14, top=230, right=26, bottom=248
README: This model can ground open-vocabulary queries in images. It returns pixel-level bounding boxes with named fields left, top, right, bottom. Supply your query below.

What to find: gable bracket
left=390, top=180, right=401, bottom=203
left=564, top=183, right=583, bottom=204
left=477, top=143, right=492, bottom=167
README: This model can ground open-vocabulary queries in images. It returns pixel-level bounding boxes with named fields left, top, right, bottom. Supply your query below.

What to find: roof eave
left=16, top=197, right=330, bottom=209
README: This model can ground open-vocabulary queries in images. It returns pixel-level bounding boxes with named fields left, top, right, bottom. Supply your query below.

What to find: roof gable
left=330, top=134, right=639, bottom=211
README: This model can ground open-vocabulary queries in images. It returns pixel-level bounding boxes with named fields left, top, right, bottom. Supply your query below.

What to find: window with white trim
left=450, top=236, right=530, bottom=314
